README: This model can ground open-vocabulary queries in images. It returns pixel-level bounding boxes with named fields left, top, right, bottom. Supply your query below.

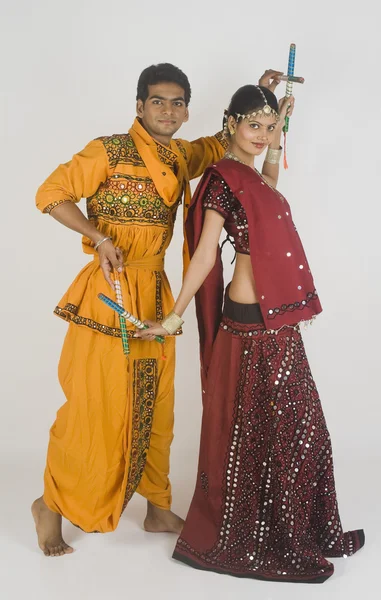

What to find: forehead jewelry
left=234, top=85, right=280, bottom=122
left=223, top=85, right=280, bottom=139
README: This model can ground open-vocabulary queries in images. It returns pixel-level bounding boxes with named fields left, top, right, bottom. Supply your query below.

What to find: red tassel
left=161, top=340, right=167, bottom=361
left=283, top=132, right=289, bottom=170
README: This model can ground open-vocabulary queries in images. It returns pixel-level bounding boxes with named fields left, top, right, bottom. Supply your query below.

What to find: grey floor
left=0, top=450, right=377, bottom=600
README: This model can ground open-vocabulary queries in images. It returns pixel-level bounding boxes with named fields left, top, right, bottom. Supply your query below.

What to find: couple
left=33, top=62, right=363, bottom=583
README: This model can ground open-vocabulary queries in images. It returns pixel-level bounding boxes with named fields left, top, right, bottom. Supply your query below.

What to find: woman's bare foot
left=144, top=502, right=184, bottom=534
left=31, top=497, right=74, bottom=557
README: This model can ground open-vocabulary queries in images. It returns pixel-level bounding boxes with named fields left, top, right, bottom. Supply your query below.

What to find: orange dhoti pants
left=44, top=323, right=175, bottom=533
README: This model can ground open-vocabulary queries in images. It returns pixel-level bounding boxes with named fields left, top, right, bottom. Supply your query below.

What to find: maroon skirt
left=173, top=295, right=364, bottom=583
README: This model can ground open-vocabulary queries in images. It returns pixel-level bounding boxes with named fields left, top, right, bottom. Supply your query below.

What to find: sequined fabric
left=173, top=317, right=364, bottom=583
left=202, top=173, right=249, bottom=254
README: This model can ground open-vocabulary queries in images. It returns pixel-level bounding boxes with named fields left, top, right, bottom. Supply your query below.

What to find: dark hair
left=223, top=85, right=278, bottom=129
left=136, top=63, right=192, bottom=106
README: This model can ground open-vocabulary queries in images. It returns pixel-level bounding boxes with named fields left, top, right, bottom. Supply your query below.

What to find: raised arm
left=254, top=69, right=298, bottom=189
left=178, top=133, right=228, bottom=180
left=261, top=95, right=295, bottom=188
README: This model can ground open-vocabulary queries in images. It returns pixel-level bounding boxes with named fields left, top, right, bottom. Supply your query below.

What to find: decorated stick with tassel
left=98, top=294, right=165, bottom=344
left=113, top=271, right=130, bottom=355
left=283, top=43, right=296, bottom=169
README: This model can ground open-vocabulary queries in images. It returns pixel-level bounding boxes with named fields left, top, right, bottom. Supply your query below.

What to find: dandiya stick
left=278, top=75, right=304, bottom=84
left=283, top=43, right=296, bottom=169
left=113, top=272, right=130, bottom=355
left=98, top=293, right=165, bottom=344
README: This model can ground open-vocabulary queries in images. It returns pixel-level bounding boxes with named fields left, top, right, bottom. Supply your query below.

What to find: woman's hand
left=134, top=320, right=169, bottom=340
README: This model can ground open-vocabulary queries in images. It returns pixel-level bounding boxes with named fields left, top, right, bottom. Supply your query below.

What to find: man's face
left=137, top=82, right=189, bottom=143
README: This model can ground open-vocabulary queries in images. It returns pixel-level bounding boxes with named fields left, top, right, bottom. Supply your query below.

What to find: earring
left=228, top=126, right=235, bottom=136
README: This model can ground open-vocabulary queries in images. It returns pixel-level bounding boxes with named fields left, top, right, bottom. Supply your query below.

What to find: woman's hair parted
left=223, top=85, right=279, bottom=130
left=136, top=63, right=192, bottom=106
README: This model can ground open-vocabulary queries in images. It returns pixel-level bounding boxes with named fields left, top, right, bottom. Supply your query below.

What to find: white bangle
left=94, top=236, right=112, bottom=251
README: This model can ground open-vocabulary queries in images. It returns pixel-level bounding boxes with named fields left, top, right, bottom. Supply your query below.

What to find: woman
left=136, top=85, right=364, bottom=583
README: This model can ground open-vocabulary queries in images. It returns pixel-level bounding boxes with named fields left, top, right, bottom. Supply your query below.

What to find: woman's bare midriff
left=228, top=253, right=259, bottom=304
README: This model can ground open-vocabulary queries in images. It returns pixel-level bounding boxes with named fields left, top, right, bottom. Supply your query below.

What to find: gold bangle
left=265, top=147, right=282, bottom=165
left=161, top=311, right=184, bottom=335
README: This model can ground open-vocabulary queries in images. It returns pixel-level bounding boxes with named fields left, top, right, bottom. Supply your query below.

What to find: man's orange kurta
left=36, top=119, right=226, bottom=532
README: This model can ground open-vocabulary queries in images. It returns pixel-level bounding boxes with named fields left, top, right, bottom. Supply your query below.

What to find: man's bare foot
left=31, top=497, right=74, bottom=557
left=144, top=502, right=184, bottom=534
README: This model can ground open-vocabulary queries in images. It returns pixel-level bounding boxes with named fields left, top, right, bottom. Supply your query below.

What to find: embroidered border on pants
left=122, top=358, right=157, bottom=512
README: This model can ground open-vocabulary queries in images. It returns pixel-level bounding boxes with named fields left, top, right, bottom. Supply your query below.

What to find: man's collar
left=130, top=117, right=180, bottom=162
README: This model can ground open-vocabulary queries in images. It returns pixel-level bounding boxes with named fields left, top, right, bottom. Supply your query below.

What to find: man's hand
left=258, top=69, right=284, bottom=93
left=97, top=241, right=124, bottom=290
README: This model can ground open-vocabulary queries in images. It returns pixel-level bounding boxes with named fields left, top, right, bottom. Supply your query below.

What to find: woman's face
left=229, top=112, right=278, bottom=157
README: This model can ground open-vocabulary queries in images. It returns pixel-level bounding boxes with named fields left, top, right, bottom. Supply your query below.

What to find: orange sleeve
left=36, top=139, right=111, bottom=214
left=178, top=132, right=228, bottom=181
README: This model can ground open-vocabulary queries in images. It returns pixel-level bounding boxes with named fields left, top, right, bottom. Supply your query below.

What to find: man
left=32, top=63, right=281, bottom=556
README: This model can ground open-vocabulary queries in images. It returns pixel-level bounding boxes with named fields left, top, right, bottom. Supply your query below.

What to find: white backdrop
left=1, top=1, right=380, bottom=599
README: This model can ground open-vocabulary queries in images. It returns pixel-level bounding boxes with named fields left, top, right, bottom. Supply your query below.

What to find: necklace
left=224, top=151, right=253, bottom=168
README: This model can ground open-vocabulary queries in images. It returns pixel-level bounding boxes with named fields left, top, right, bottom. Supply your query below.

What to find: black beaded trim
left=155, top=272, right=164, bottom=322
left=54, top=304, right=129, bottom=338
left=219, top=319, right=301, bottom=337
left=43, top=199, right=71, bottom=214
left=175, top=139, right=188, bottom=161
left=267, top=290, right=318, bottom=320
left=54, top=303, right=183, bottom=338
left=215, top=130, right=229, bottom=150
left=220, top=323, right=264, bottom=337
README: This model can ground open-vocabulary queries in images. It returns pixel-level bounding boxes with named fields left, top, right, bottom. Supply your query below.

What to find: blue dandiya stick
left=98, top=294, right=165, bottom=344
left=113, top=272, right=129, bottom=355
left=283, top=43, right=296, bottom=169
left=283, top=43, right=296, bottom=134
